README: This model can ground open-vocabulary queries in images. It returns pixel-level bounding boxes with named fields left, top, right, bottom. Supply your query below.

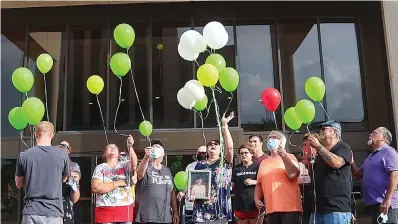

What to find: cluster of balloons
left=177, top=22, right=240, bottom=111
left=284, top=77, right=326, bottom=131
left=86, top=23, right=153, bottom=138
left=9, top=54, right=54, bottom=131
left=178, top=21, right=229, bottom=61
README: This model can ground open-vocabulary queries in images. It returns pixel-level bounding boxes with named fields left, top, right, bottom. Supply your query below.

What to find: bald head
left=197, top=146, right=207, bottom=153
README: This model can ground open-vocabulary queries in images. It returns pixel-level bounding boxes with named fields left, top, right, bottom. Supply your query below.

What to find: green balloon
left=37, top=53, right=53, bottom=74
left=197, top=64, right=219, bottom=87
left=295, top=99, right=316, bottom=124
left=305, top=77, right=325, bottom=102
left=174, top=171, right=189, bottom=191
left=139, top=120, right=153, bottom=137
left=205, top=54, right=226, bottom=72
left=219, top=67, right=240, bottom=92
left=284, top=107, right=302, bottom=131
left=22, top=97, right=45, bottom=125
left=194, top=95, right=208, bottom=111
left=12, top=67, right=34, bottom=93
left=8, top=107, right=28, bottom=130
left=114, top=23, right=136, bottom=49
left=110, top=52, right=131, bottom=77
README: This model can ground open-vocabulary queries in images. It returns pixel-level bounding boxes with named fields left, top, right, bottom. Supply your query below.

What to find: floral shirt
left=92, top=161, right=134, bottom=207
left=193, top=160, right=232, bottom=222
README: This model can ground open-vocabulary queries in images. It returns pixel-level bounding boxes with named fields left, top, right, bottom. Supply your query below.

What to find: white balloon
left=178, top=43, right=199, bottom=61
left=184, top=80, right=205, bottom=101
left=177, top=87, right=195, bottom=109
left=180, top=30, right=207, bottom=53
left=203, top=22, right=228, bottom=50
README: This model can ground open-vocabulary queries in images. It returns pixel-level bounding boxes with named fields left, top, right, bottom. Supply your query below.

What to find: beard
left=367, top=139, right=372, bottom=146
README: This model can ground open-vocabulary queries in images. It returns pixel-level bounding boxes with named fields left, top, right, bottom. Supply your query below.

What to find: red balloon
left=261, top=88, right=281, bottom=112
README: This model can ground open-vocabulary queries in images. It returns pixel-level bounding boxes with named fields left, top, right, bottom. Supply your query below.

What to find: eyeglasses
left=240, top=151, right=250, bottom=155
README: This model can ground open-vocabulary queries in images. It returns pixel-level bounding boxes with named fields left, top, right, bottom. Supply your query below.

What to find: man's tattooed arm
left=316, top=145, right=346, bottom=169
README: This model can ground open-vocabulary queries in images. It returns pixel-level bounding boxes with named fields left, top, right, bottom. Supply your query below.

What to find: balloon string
left=306, top=124, right=311, bottom=134
left=127, top=48, right=151, bottom=145
left=223, top=92, right=233, bottom=117
left=272, top=112, right=278, bottom=132
left=31, top=126, right=35, bottom=147
left=114, top=77, right=129, bottom=137
left=194, top=60, right=199, bottom=67
left=211, top=88, right=224, bottom=168
left=20, top=131, right=29, bottom=148
left=24, top=93, right=29, bottom=100
left=203, top=98, right=214, bottom=120
left=43, top=74, right=50, bottom=121
left=194, top=110, right=207, bottom=145
left=214, top=86, right=223, bottom=94
left=318, top=102, right=330, bottom=121
left=96, top=94, right=109, bottom=145
left=288, top=131, right=303, bottom=151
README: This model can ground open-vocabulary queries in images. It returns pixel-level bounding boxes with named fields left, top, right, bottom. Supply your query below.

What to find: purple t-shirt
left=360, top=145, right=398, bottom=207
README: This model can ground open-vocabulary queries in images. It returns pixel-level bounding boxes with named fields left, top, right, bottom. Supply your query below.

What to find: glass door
left=70, top=155, right=103, bottom=224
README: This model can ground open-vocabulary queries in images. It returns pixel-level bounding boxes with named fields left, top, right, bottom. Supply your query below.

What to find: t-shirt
left=193, top=160, right=232, bottom=222
left=253, top=153, right=269, bottom=164
left=313, top=141, right=352, bottom=213
left=135, top=163, right=174, bottom=223
left=92, top=161, right=134, bottom=207
left=360, top=145, right=398, bottom=208
left=232, top=163, right=259, bottom=211
left=15, top=145, right=69, bottom=217
left=257, top=154, right=302, bottom=214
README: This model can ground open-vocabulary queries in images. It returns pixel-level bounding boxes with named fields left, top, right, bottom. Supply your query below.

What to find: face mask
left=151, top=145, right=165, bottom=159
left=267, top=139, right=281, bottom=150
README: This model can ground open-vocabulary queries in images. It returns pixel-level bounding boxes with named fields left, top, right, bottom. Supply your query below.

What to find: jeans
left=309, top=212, right=352, bottom=224
left=22, top=215, right=62, bottom=224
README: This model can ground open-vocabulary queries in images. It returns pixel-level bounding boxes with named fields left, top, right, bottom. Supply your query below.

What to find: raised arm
left=277, top=147, right=300, bottom=180
left=222, top=112, right=235, bottom=164
left=307, top=136, right=349, bottom=169
left=127, top=135, right=138, bottom=172
left=137, top=147, right=152, bottom=180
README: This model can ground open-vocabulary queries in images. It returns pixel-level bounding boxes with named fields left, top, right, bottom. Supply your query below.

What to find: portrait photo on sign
left=188, top=170, right=211, bottom=200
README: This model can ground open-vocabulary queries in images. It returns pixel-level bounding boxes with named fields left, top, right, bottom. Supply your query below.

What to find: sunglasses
left=207, top=141, right=220, bottom=146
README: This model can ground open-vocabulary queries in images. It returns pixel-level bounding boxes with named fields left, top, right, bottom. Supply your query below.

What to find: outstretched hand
left=221, top=111, right=235, bottom=127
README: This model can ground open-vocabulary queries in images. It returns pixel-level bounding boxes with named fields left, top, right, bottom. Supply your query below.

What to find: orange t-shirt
left=257, top=154, right=303, bottom=214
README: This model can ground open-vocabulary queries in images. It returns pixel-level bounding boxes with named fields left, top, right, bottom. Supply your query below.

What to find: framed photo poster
left=187, top=170, right=212, bottom=200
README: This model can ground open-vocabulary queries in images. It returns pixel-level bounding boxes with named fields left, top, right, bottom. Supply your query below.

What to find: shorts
left=309, top=212, right=351, bottom=224
left=234, top=210, right=260, bottom=220
left=267, top=212, right=302, bottom=224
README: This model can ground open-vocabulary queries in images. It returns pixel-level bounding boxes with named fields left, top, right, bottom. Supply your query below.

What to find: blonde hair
left=267, top=131, right=287, bottom=148
left=35, top=121, right=55, bottom=138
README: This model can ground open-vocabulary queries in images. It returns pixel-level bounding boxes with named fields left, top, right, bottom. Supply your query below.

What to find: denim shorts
left=309, top=212, right=352, bottom=224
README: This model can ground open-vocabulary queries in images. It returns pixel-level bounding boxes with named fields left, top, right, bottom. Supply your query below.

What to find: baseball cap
left=320, top=120, right=342, bottom=131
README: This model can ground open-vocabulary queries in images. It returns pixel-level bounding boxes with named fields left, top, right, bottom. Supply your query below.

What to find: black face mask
left=197, top=153, right=207, bottom=161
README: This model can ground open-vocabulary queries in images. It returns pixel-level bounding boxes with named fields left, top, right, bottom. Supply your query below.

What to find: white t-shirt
left=92, top=161, right=134, bottom=207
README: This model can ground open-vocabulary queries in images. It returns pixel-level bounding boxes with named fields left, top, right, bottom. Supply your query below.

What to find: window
left=320, top=22, right=364, bottom=122
left=26, top=26, right=67, bottom=131
left=151, top=4, right=194, bottom=128
left=1, top=32, right=25, bottom=137
left=66, top=26, right=108, bottom=131
left=279, top=19, right=326, bottom=124
left=236, top=24, right=279, bottom=130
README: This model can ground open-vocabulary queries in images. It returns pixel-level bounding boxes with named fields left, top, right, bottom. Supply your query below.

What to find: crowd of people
left=14, top=116, right=398, bottom=224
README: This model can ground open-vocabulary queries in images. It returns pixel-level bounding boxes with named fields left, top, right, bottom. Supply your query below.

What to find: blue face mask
left=267, top=138, right=281, bottom=150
